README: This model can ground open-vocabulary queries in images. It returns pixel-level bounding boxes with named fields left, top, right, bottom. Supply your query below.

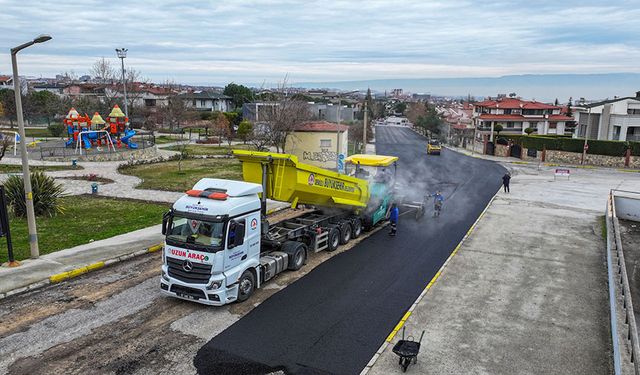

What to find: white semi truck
left=160, top=151, right=401, bottom=306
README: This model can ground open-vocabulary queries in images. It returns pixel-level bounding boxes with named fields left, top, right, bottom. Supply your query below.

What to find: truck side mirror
left=161, top=211, right=171, bottom=235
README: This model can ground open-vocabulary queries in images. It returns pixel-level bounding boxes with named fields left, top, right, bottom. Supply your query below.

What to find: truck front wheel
left=237, top=270, right=255, bottom=302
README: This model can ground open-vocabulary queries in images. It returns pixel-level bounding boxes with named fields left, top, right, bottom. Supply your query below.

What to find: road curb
left=360, top=189, right=500, bottom=375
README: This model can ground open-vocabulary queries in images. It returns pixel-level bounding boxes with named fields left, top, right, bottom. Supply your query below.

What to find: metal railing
left=37, top=132, right=155, bottom=160
left=607, top=190, right=640, bottom=374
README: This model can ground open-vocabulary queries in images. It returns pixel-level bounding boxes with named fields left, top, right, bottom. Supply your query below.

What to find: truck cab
left=160, top=178, right=263, bottom=306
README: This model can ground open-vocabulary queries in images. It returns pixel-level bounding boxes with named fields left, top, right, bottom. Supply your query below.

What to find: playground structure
left=63, top=105, right=138, bottom=154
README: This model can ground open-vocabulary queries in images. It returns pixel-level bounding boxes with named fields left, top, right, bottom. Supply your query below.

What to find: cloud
left=0, top=0, right=639, bottom=85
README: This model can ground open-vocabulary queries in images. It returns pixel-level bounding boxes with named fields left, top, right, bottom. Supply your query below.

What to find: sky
left=1, top=0, right=640, bottom=93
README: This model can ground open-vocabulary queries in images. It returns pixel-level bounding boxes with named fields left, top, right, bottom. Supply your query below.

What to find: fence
left=37, top=132, right=156, bottom=160
left=607, top=190, right=640, bottom=375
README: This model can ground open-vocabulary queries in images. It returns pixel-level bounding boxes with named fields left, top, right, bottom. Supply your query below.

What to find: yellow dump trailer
left=233, top=150, right=370, bottom=209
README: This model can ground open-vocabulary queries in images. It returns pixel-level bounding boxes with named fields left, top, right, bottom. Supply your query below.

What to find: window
left=192, top=99, right=197, bottom=106
left=549, top=122, right=557, bottom=129
left=145, top=99, right=156, bottom=107
left=627, top=109, right=640, bottom=115
left=167, top=214, right=226, bottom=252
left=320, top=139, right=332, bottom=148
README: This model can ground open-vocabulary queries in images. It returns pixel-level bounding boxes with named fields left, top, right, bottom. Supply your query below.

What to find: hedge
left=499, top=135, right=639, bottom=157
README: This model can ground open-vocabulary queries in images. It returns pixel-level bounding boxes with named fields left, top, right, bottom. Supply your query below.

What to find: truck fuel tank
left=259, top=251, right=289, bottom=282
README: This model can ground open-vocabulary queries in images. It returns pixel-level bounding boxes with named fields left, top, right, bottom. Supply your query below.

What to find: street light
left=335, top=90, right=359, bottom=171
left=11, top=34, right=52, bottom=259
left=115, top=48, right=128, bottom=118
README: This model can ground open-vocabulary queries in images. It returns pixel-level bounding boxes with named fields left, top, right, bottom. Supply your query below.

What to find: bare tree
left=0, top=134, right=13, bottom=161
left=259, top=78, right=312, bottom=153
left=91, top=58, right=117, bottom=83
left=212, top=112, right=230, bottom=145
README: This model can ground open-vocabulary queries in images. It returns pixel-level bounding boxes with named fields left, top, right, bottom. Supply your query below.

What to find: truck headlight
left=207, top=281, right=222, bottom=290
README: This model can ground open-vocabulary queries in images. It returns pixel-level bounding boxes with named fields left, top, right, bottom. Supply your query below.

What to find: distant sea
left=292, top=73, right=640, bottom=102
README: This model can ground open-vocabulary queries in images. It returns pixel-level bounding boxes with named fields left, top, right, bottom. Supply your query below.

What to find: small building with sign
left=284, top=121, right=349, bottom=170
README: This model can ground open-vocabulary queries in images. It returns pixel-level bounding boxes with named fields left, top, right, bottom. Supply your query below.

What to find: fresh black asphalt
left=194, top=126, right=506, bottom=374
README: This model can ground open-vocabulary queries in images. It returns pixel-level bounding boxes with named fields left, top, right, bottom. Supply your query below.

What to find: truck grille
left=167, top=256, right=212, bottom=284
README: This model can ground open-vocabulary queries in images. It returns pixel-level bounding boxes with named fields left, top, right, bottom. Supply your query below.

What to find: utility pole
left=581, top=107, right=592, bottom=165
left=11, top=34, right=52, bottom=259
left=363, top=100, right=368, bottom=154
left=336, top=96, right=342, bottom=170
left=115, top=48, right=128, bottom=117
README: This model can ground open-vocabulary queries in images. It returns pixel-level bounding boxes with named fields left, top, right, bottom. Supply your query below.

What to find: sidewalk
left=366, top=160, right=640, bottom=374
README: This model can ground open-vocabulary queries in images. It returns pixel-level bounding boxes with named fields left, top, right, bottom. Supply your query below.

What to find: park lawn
left=155, top=135, right=183, bottom=144
left=163, top=144, right=252, bottom=156
left=0, top=195, right=169, bottom=263
left=119, top=158, right=243, bottom=192
left=0, top=164, right=83, bottom=173
left=24, top=128, right=53, bottom=137
left=0, top=127, right=52, bottom=138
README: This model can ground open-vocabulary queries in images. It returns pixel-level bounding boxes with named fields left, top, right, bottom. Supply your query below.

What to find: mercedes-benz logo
left=182, top=260, right=193, bottom=272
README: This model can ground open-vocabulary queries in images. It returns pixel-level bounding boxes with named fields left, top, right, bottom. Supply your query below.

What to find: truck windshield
left=167, top=215, right=226, bottom=252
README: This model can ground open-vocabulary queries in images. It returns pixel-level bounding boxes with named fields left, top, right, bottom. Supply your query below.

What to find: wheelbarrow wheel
left=400, top=357, right=410, bottom=372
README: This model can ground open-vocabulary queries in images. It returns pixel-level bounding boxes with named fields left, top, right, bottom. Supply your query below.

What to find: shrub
left=47, top=123, right=65, bottom=137
left=4, top=170, right=65, bottom=217
left=524, top=127, right=535, bottom=135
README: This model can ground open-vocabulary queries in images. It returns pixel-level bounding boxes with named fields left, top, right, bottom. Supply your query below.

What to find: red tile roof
left=549, top=114, right=574, bottom=121
left=295, top=121, right=349, bottom=132
left=479, top=114, right=572, bottom=122
left=0, top=75, right=11, bottom=82
left=474, top=97, right=559, bottom=110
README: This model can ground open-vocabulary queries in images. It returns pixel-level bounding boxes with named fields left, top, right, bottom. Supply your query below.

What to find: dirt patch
left=8, top=298, right=203, bottom=375
left=57, top=175, right=115, bottom=184
left=0, top=255, right=161, bottom=339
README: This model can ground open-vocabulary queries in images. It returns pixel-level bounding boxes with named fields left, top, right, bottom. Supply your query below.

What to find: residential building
left=179, top=91, right=232, bottom=112
left=242, top=102, right=280, bottom=123
left=284, top=121, right=349, bottom=170
left=31, top=83, right=65, bottom=96
left=0, top=75, right=13, bottom=89
left=473, top=97, right=573, bottom=138
left=574, top=93, right=640, bottom=141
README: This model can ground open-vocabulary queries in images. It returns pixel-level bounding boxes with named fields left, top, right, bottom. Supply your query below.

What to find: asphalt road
left=195, top=126, right=506, bottom=374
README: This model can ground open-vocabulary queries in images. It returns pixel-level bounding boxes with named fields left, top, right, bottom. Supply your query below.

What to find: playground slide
left=82, top=134, right=91, bottom=149
left=65, top=138, right=74, bottom=147
left=120, top=129, right=138, bottom=149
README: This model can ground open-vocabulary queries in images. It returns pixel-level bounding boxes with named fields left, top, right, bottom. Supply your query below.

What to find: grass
left=119, top=158, right=243, bottom=191
left=0, top=127, right=53, bottom=138
left=155, top=135, right=184, bottom=144
left=0, top=195, right=169, bottom=263
left=0, top=164, right=83, bottom=173
left=163, top=144, right=252, bottom=156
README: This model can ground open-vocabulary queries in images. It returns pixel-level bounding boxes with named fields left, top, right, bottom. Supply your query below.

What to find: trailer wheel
left=237, top=270, right=255, bottom=302
left=282, top=241, right=307, bottom=271
left=352, top=219, right=362, bottom=238
left=327, top=227, right=340, bottom=252
left=339, top=222, right=352, bottom=244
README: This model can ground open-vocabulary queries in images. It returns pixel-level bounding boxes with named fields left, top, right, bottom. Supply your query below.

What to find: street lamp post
left=581, top=107, right=592, bottom=165
left=115, top=48, right=128, bottom=117
left=11, top=34, right=52, bottom=259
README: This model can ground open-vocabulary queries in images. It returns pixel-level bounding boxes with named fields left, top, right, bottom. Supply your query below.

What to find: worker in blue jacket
left=389, top=203, right=399, bottom=236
